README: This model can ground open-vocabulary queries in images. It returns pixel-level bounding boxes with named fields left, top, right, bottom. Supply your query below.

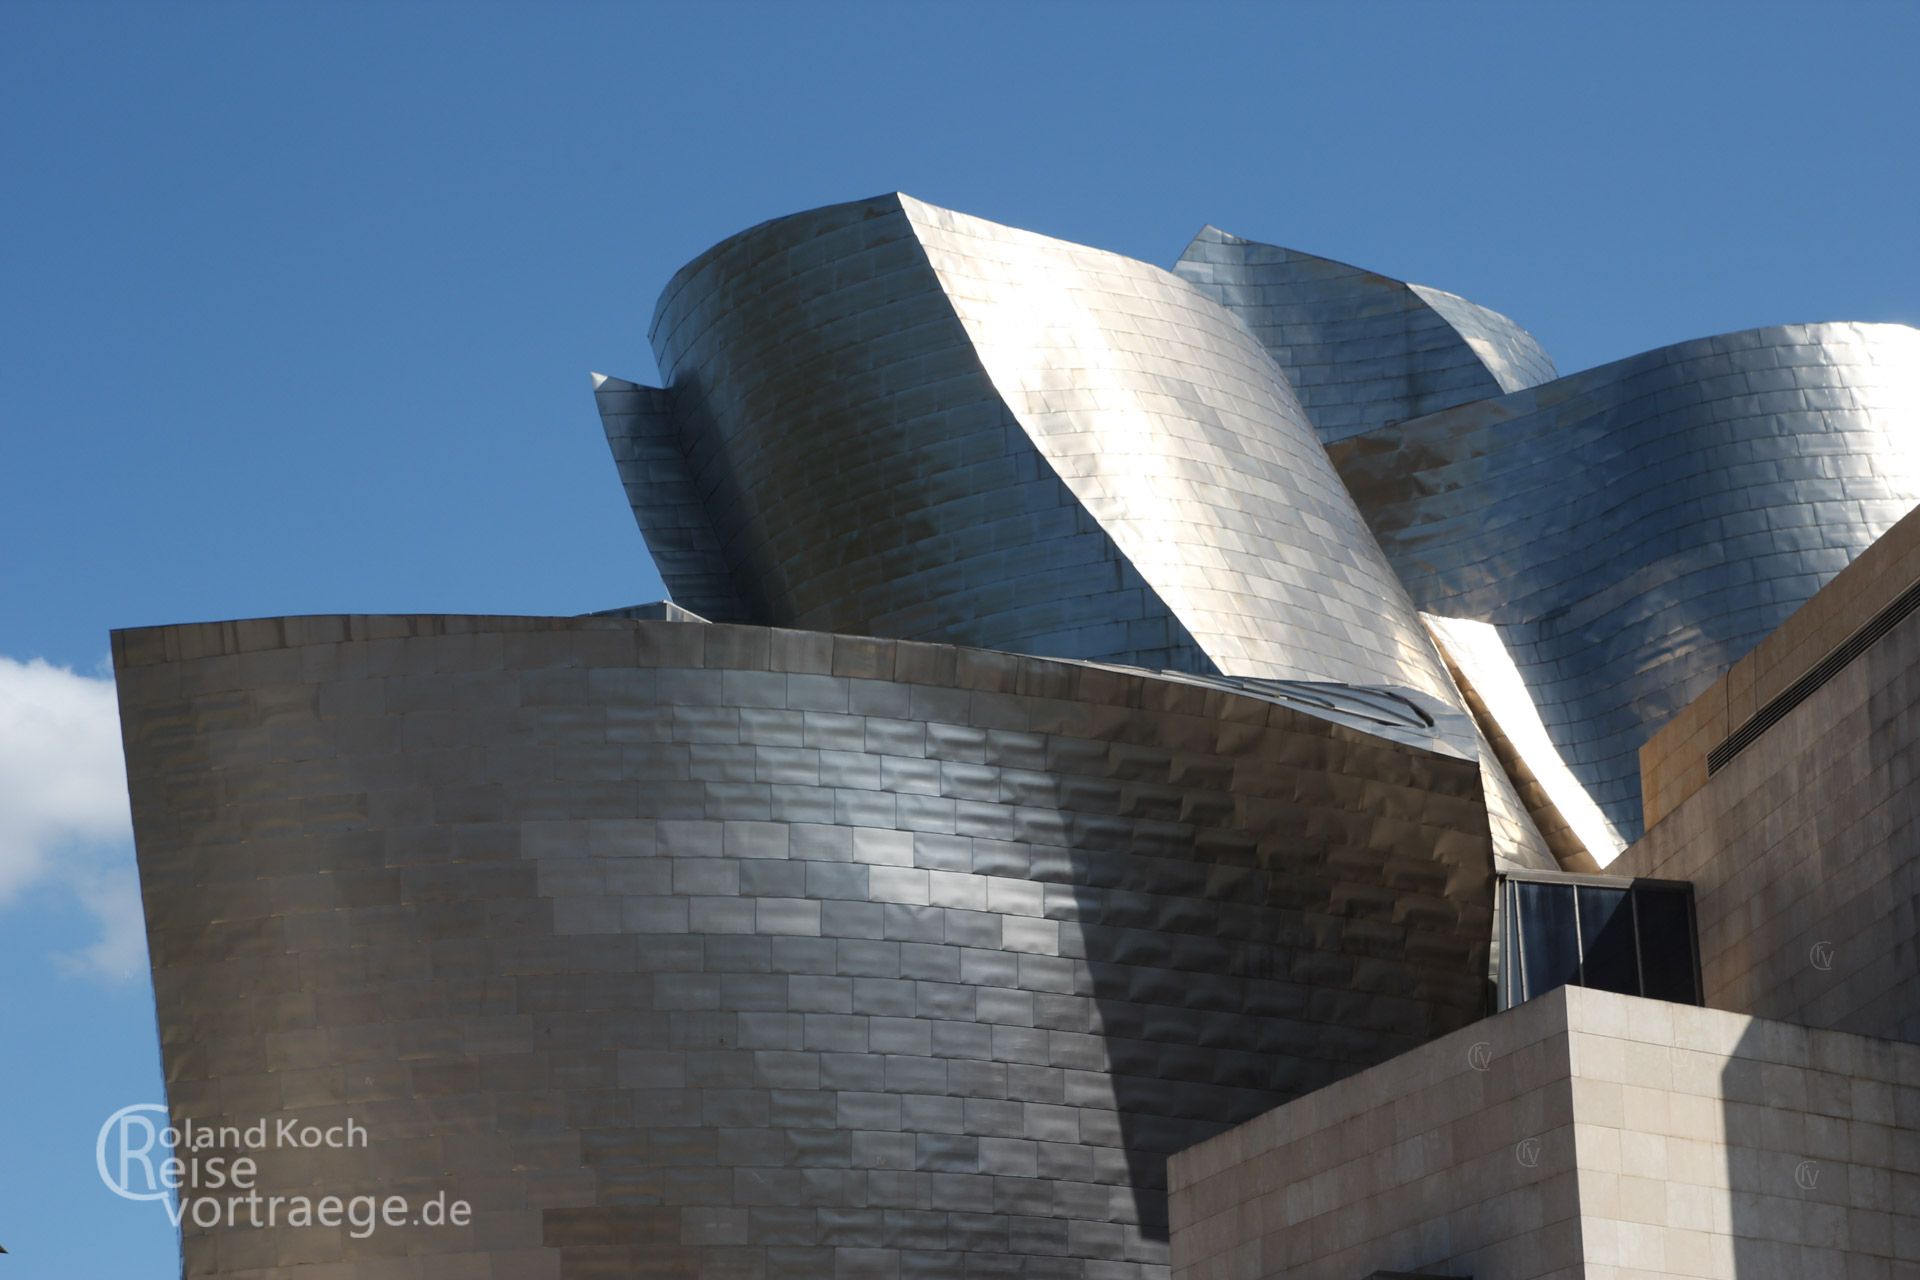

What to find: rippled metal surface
left=113, top=193, right=1920, bottom=1280
left=639, top=195, right=1460, bottom=702
left=1332, top=322, right=1920, bottom=841
left=903, top=199, right=1453, bottom=698
left=616, top=194, right=1556, bottom=868
left=1172, top=227, right=1556, bottom=445
left=114, top=615, right=1498, bottom=1280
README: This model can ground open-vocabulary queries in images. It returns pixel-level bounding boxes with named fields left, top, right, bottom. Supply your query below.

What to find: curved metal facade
left=624, top=195, right=1562, bottom=868
left=117, top=194, right=1920, bottom=1279
left=595, top=373, right=752, bottom=622
left=647, top=195, right=1211, bottom=671
left=1407, top=282, right=1559, bottom=396
left=115, top=614, right=1496, bottom=1280
left=640, top=195, right=1466, bottom=704
left=900, top=198, right=1456, bottom=698
left=1171, top=227, right=1557, bottom=445
left=1329, top=321, right=1920, bottom=841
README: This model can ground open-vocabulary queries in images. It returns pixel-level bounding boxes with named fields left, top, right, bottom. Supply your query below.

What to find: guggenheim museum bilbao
left=116, top=195, right=1920, bottom=1279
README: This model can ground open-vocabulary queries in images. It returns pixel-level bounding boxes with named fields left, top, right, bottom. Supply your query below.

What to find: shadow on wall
left=120, top=617, right=1506, bottom=1278
left=1711, top=617, right=1920, bottom=1041
left=1691, top=597, right=1920, bottom=1268
left=1720, top=1017, right=1913, bottom=1279
left=1064, top=705, right=1498, bottom=1249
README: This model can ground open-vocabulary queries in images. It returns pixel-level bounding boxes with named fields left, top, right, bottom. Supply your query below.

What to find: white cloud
left=55, top=866, right=150, bottom=981
left=0, top=655, right=147, bottom=980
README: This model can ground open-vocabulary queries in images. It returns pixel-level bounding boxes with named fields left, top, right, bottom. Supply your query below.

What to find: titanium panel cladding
left=646, top=195, right=1213, bottom=673
left=114, top=614, right=1498, bottom=1280
left=642, top=194, right=1465, bottom=702
left=898, top=198, right=1459, bottom=700
left=594, top=373, right=752, bottom=622
left=1331, top=322, right=1920, bottom=840
left=1172, top=227, right=1557, bottom=445
left=609, top=194, right=1561, bottom=867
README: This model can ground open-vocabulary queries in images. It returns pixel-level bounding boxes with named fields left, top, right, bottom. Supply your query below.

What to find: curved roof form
left=643, top=194, right=1212, bottom=672
left=1172, top=226, right=1557, bottom=444
left=898, top=196, right=1455, bottom=696
left=1408, top=281, right=1560, bottom=395
left=593, top=373, right=752, bottom=623
left=604, top=193, right=1558, bottom=868
left=1329, top=321, right=1920, bottom=843
left=589, top=195, right=1920, bottom=866
left=636, top=194, right=1461, bottom=699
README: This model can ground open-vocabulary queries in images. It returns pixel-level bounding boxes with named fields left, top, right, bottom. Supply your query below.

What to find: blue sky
left=3, top=1, right=1917, bottom=1272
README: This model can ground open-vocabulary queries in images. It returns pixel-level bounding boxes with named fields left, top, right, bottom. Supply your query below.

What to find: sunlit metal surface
left=1172, top=227, right=1556, bottom=445
left=1424, top=613, right=1625, bottom=869
left=904, top=198, right=1451, bottom=696
left=114, top=194, right=1920, bottom=1280
left=1332, top=323, right=1920, bottom=841
left=641, top=194, right=1461, bottom=700
left=114, top=615, right=1498, bottom=1280
left=619, top=193, right=1555, bottom=868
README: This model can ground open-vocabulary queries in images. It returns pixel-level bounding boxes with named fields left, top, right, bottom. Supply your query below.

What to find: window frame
left=1494, top=869, right=1701, bottom=1011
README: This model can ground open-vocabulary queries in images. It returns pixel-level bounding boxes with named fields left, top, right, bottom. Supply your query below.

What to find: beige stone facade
left=1616, top=508, right=1920, bottom=1043
left=1169, top=986, right=1920, bottom=1280
left=1168, top=461, right=1920, bottom=1280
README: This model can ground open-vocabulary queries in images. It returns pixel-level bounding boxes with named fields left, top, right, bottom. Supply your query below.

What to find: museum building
left=114, top=195, right=1920, bottom=1278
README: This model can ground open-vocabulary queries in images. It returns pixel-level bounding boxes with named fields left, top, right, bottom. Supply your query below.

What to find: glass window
left=1503, top=881, right=1523, bottom=1006
left=1577, top=885, right=1637, bottom=994
left=1497, top=875, right=1700, bottom=1010
left=1514, top=880, right=1578, bottom=1001
left=1633, top=887, right=1699, bottom=1004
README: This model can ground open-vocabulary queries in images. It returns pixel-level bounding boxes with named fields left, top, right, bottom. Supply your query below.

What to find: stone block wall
left=1615, top=587, right=1920, bottom=1043
left=1170, top=987, right=1920, bottom=1279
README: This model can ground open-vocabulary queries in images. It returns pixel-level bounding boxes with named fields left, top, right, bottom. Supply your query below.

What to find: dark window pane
left=1515, top=881, right=1579, bottom=1001
left=1502, top=880, right=1523, bottom=1009
left=1577, top=886, right=1637, bottom=994
left=1634, top=888, right=1699, bottom=1004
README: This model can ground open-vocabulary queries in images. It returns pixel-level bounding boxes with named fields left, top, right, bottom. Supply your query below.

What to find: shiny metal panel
left=593, top=373, right=753, bottom=622
left=114, top=614, right=1499, bottom=1279
left=627, top=194, right=1555, bottom=869
left=1425, top=612, right=1624, bottom=869
left=900, top=198, right=1459, bottom=700
left=1172, top=227, right=1556, bottom=445
left=647, top=195, right=1212, bottom=672
left=1332, top=322, right=1920, bottom=841
left=1407, top=282, right=1559, bottom=395
left=114, top=192, right=1920, bottom=1280
left=643, top=195, right=1456, bottom=696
